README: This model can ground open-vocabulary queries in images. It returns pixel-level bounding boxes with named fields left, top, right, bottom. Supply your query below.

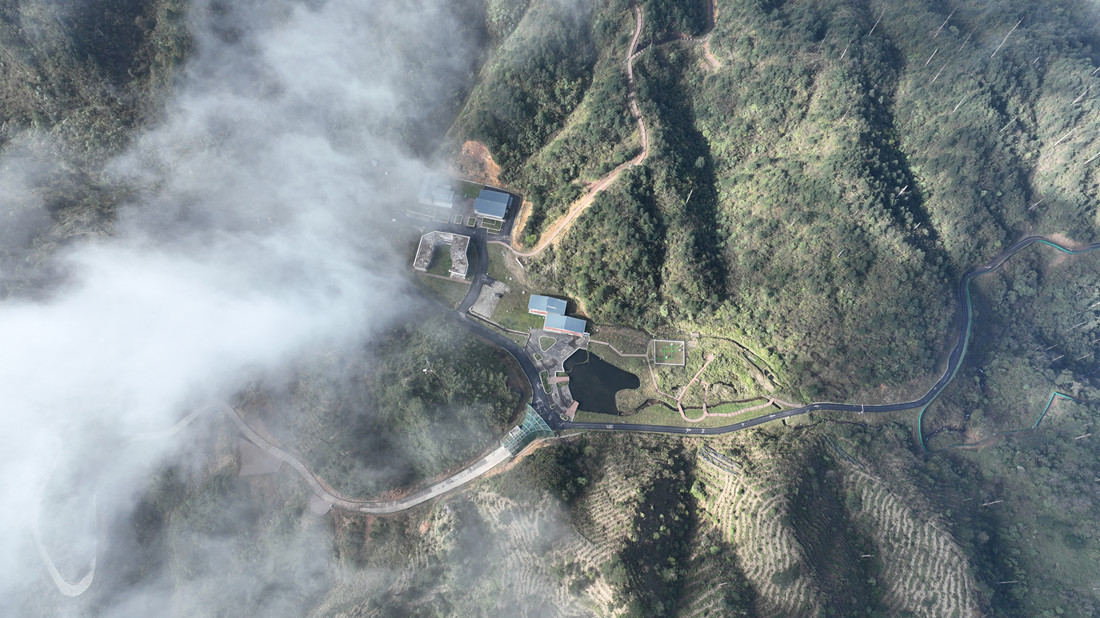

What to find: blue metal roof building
left=528, top=294, right=567, bottom=316
left=543, top=313, right=587, bottom=336
left=474, top=188, right=511, bottom=220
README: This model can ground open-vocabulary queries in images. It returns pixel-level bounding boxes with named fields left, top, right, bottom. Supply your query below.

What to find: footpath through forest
left=505, top=4, right=650, bottom=258
left=505, top=1, right=722, bottom=257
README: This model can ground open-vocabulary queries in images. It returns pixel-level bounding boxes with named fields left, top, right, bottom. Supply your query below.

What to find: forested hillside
left=455, top=0, right=1100, bottom=401
left=0, top=0, right=190, bottom=297
left=11, top=0, right=1100, bottom=616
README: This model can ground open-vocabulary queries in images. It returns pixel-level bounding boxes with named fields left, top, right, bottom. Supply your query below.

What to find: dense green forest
left=0, top=0, right=190, bottom=298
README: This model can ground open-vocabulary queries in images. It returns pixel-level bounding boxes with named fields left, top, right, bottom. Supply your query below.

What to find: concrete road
left=218, top=400, right=513, bottom=514
left=559, top=235, right=1100, bottom=436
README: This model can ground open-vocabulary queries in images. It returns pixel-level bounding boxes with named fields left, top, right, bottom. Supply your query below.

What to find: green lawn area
left=487, top=245, right=517, bottom=282
left=416, top=273, right=470, bottom=308
left=494, top=289, right=545, bottom=331
left=425, top=249, right=454, bottom=277
left=539, top=370, right=551, bottom=393
left=483, top=244, right=561, bottom=331
left=457, top=181, right=483, bottom=199
left=573, top=399, right=779, bottom=429
left=539, top=336, right=557, bottom=352
left=469, top=314, right=530, bottom=346
left=654, top=340, right=686, bottom=364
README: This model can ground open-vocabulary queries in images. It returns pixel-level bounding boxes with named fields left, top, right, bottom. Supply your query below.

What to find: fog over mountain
left=0, top=0, right=483, bottom=613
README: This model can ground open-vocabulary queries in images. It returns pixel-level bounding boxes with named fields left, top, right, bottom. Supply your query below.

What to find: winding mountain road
left=219, top=399, right=512, bottom=514
left=559, top=236, right=1100, bottom=436
left=507, top=1, right=722, bottom=257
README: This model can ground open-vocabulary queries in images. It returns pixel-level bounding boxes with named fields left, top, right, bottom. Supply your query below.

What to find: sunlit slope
left=456, top=0, right=1100, bottom=400
left=692, top=430, right=978, bottom=617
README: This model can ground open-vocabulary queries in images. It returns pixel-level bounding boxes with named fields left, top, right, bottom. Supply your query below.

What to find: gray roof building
left=543, top=313, right=587, bottom=336
left=413, top=231, right=470, bottom=279
left=418, top=174, right=455, bottom=209
left=474, top=188, right=511, bottom=220
left=528, top=294, right=567, bottom=316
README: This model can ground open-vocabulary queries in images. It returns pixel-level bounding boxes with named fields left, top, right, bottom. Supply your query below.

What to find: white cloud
left=0, top=0, right=482, bottom=613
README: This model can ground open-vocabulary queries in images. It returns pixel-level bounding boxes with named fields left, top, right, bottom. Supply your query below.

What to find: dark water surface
left=563, top=351, right=640, bottom=414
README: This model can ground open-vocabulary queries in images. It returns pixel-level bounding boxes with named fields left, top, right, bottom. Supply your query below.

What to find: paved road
left=219, top=400, right=514, bottom=513
left=558, top=235, right=1100, bottom=435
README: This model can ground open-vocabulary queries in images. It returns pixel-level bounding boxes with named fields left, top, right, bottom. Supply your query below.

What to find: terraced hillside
left=843, top=468, right=978, bottom=616
left=688, top=428, right=984, bottom=617
left=691, top=438, right=821, bottom=615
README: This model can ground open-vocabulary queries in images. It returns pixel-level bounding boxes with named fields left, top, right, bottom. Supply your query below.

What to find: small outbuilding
left=418, top=174, right=455, bottom=209
left=474, top=188, right=511, bottom=220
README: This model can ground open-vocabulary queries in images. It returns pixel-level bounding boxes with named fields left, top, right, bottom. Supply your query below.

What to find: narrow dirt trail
left=701, top=0, right=722, bottom=70
left=506, top=4, right=650, bottom=258
left=507, top=1, right=722, bottom=257
left=677, top=354, right=716, bottom=421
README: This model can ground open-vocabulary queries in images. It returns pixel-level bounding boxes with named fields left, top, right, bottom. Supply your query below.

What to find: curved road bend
left=559, top=235, right=1100, bottom=436
left=216, top=233, right=554, bottom=516
left=39, top=234, right=1097, bottom=597
left=502, top=3, right=650, bottom=259
left=219, top=399, right=512, bottom=514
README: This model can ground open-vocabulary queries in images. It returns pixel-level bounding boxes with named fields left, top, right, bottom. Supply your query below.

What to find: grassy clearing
left=486, top=244, right=517, bottom=282
left=589, top=325, right=653, bottom=355
left=416, top=273, right=470, bottom=308
left=654, top=339, right=686, bottom=365
left=494, top=290, right=545, bottom=331
left=424, top=250, right=454, bottom=277
left=508, top=331, right=529, bottom=346
left=539, top=336, right=556, bottom=352
left=484, top=245, right=545, bottom=330
left=457, top=180, right=483, bottom=198
left=575, top=398, right=777, bottom=429
left=473, top=316, right=530, bottom=346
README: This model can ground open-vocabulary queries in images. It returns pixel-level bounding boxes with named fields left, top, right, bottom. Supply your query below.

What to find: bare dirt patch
left=238, top=438, right=283, bottom=477
left=452, top=140, right=502, bottom=187
left=511, top=198, right=534, bottom=247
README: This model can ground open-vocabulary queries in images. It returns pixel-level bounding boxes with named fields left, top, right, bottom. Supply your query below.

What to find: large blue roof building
left=527, top=294, right=586, bottom=336
left=528, top=294, right=567, bottom=316
left=473, top=188, right=511, bottom=220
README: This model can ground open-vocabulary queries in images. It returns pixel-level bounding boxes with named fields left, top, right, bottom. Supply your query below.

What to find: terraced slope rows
left=692, top=438, right=820, bottom=615
left=844, top=468, right=978, bottom=616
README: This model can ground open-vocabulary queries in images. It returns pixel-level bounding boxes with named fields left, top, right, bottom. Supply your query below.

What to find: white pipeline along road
left=218, top=402, right=511, bottom=514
